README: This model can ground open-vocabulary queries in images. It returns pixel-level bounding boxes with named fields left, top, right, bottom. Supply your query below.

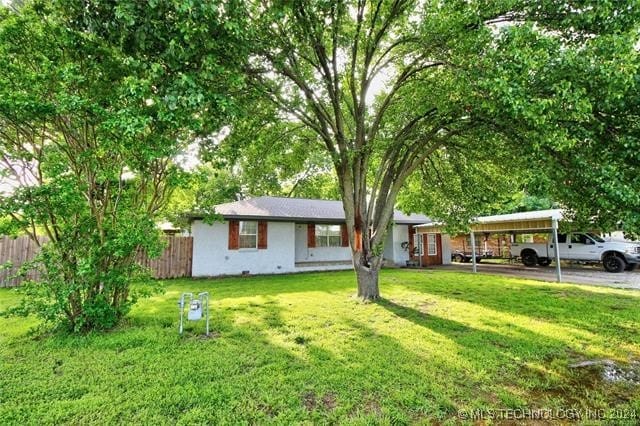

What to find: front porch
left=294, top=259, right=352, bottom=272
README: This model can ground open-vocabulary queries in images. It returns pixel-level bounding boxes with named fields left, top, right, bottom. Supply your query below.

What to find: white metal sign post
left=178, top=292, right=210, bottom=336
left=470, top=232, right=477, bottom=273
left=552, top=219, right=562, bottom=282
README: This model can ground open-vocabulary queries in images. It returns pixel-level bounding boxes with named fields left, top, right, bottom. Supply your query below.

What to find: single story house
left=189, top=196, right=448, bottom=276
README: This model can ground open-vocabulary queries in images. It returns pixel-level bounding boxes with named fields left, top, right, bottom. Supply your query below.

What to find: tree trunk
left=355, top=256, right=381, bottom=300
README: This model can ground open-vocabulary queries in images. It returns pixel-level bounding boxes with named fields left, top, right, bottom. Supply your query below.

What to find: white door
left=548, top=233, right=568, bottom=259
left=567, top=233, right=598, bottom=260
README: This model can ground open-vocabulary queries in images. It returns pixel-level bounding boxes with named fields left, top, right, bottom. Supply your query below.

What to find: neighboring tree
left=0, top=1, right=247, bottom=331
left=205, top=98, right=342, bottom=200
left=397, top=157, right=555, bottom=232
left=161, top=166, right=243, bottom=228
left=245, top=0, right=639, bottom=299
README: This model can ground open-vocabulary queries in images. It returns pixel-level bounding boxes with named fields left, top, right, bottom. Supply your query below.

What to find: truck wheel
left=603, top=254, right=625, bottom=273
left=538, top=258, right=551, bottom=267
left=521, top=250, right=538, bottom=267
left=624, top=263, right=638, bottom=272
left=454, top=254, right=465, bottom=263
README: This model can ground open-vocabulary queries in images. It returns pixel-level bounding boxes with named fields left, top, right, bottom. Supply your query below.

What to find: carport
left=415, top=209, right=565, bottom=282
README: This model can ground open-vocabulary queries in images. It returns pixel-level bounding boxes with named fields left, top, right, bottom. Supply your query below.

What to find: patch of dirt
left=321, top=393, right=337, bottom=411
left=194, top=331, right=221, bottom=340
left=569, top=359, right=640, bottom=385
left=346, top=393, right=383, bottom=419
left=302, top=391, right=337, bottom=412
left=363, top=398, right=382, bottom=416
left=256, top=402, right=275, bottom=417
left=302, top=391, right=317, bottom=411
left=417, top=300, right=437, bottom=314
left=609, top=305, right=628, bottom=311
left=491, top=340, right=509, bottom=349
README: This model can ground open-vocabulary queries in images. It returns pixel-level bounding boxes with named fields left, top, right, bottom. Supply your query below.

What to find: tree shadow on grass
left=376, top=297, right=569, bottom=361
left=389, top=271, right=640, bottom=347
left=165, top=270, right=357, bottom=300
left=375, top=297, right=640, bottom=410
left=3, top=283, right=638, bottom=425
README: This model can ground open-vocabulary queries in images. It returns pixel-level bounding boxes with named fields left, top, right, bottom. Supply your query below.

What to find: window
left=586, top=232, right=605, bottom=243
left=413, top=233, right=422, bottom=255
left=427, top=234, right=437, bottom=256
left=515, top=234, right=534, bottom=243
left=572, top=233, right=595, bottom=245
left=315, top=224, right=342, bottom=247
left=239, top=221, right=258, bottom=249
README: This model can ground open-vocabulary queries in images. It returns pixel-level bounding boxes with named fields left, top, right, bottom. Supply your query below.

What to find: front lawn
left=1, top=270, right=639, bottom=424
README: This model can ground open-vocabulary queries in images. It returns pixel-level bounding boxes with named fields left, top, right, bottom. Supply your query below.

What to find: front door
left=422, top=233, right=443, bottom=266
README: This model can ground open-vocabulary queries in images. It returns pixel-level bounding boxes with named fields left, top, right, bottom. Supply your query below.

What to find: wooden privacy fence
left=137, top=236, right=193, bottom=280
left=0, top=236, right=45, bottom=288
left=0, top=235, right=193, bottom=288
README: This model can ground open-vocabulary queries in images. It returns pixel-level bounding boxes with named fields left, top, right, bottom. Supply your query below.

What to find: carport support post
left=552, top=219, right=562, bottom=282
left=470, top=232, right=477, bottom=273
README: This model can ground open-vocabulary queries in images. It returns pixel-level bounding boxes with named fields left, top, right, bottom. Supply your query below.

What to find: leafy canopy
left=0, top=0, right=248, bottom=331
left=242, top=0, right=640, bottom=237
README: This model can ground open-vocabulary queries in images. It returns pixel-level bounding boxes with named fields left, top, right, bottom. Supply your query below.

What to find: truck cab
left=511, top=232, right=640, bottom=273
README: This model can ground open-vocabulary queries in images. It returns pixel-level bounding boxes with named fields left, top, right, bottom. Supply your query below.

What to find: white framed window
left=413, top=233, right=423, bottom=255
left=239, top=221, right=258, bottom=249
left=315, top=224, right=341, bottom=247
left=427, top=233, right=437, bottom=256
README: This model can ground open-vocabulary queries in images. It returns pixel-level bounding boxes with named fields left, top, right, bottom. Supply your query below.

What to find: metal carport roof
left=415, top=209, right=564, bottom=234
left=414, top=209, right=565, bottom=282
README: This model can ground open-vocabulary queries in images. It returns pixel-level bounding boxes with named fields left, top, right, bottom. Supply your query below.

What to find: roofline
left=395, top=220, right=431, bottom=225
left=189, top=214, right=345, bottom=223
left=415, top=209, right=564, bottom=233
left=188, top=214, right=424, bottom=224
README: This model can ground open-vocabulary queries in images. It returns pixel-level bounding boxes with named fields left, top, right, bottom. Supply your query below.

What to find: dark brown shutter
left=341, top=224, right=349, bottom=247
left=307, top=223, right=316, bottom=248
left=408, top=225, right=415, bottom=256
left=258, top=221, right=268, bottom=249
left=228, top=220, right=239, bottom=250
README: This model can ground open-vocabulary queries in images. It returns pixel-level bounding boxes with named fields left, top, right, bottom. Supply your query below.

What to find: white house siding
left=192, top=220, right=296, bottom=276
left=293, top=224, right=352, bottom=263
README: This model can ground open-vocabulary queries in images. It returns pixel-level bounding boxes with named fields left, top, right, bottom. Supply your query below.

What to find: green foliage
left=203, top=97, right=341, bottom=201
left=242, top=0, right=640, bottom=262
left=161, top=165, right=243, bottom=227
left=0, top=1, right=247, bottom=331
left=1, top=270, right=640, bottom=422
left=381, top=0, right=639, bottom=234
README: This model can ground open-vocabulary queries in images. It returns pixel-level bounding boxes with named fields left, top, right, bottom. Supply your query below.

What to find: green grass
left=1, top=270, right=640, bottom=424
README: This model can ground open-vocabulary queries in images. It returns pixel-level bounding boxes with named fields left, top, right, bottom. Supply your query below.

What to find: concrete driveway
left=436, top=262, right=640, bottom=290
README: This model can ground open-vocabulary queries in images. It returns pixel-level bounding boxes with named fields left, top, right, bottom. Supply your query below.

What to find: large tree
left=0, top=1, right=247, bottom=330
left=244, top=0, right=640, bottom=299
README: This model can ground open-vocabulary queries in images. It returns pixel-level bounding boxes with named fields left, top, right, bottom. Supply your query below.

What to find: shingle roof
left=193, top=196, right=429, bottom=224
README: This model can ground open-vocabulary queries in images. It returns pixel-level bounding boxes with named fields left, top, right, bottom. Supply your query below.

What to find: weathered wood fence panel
left=136, top=236, right=193, bottom=280
left=0, top=236, right=193, bottom=287
left=0, top=236, right=46, bottom=288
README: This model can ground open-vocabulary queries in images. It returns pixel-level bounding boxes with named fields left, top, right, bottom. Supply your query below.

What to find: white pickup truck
left=510, top=232, right=640, bottom=273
